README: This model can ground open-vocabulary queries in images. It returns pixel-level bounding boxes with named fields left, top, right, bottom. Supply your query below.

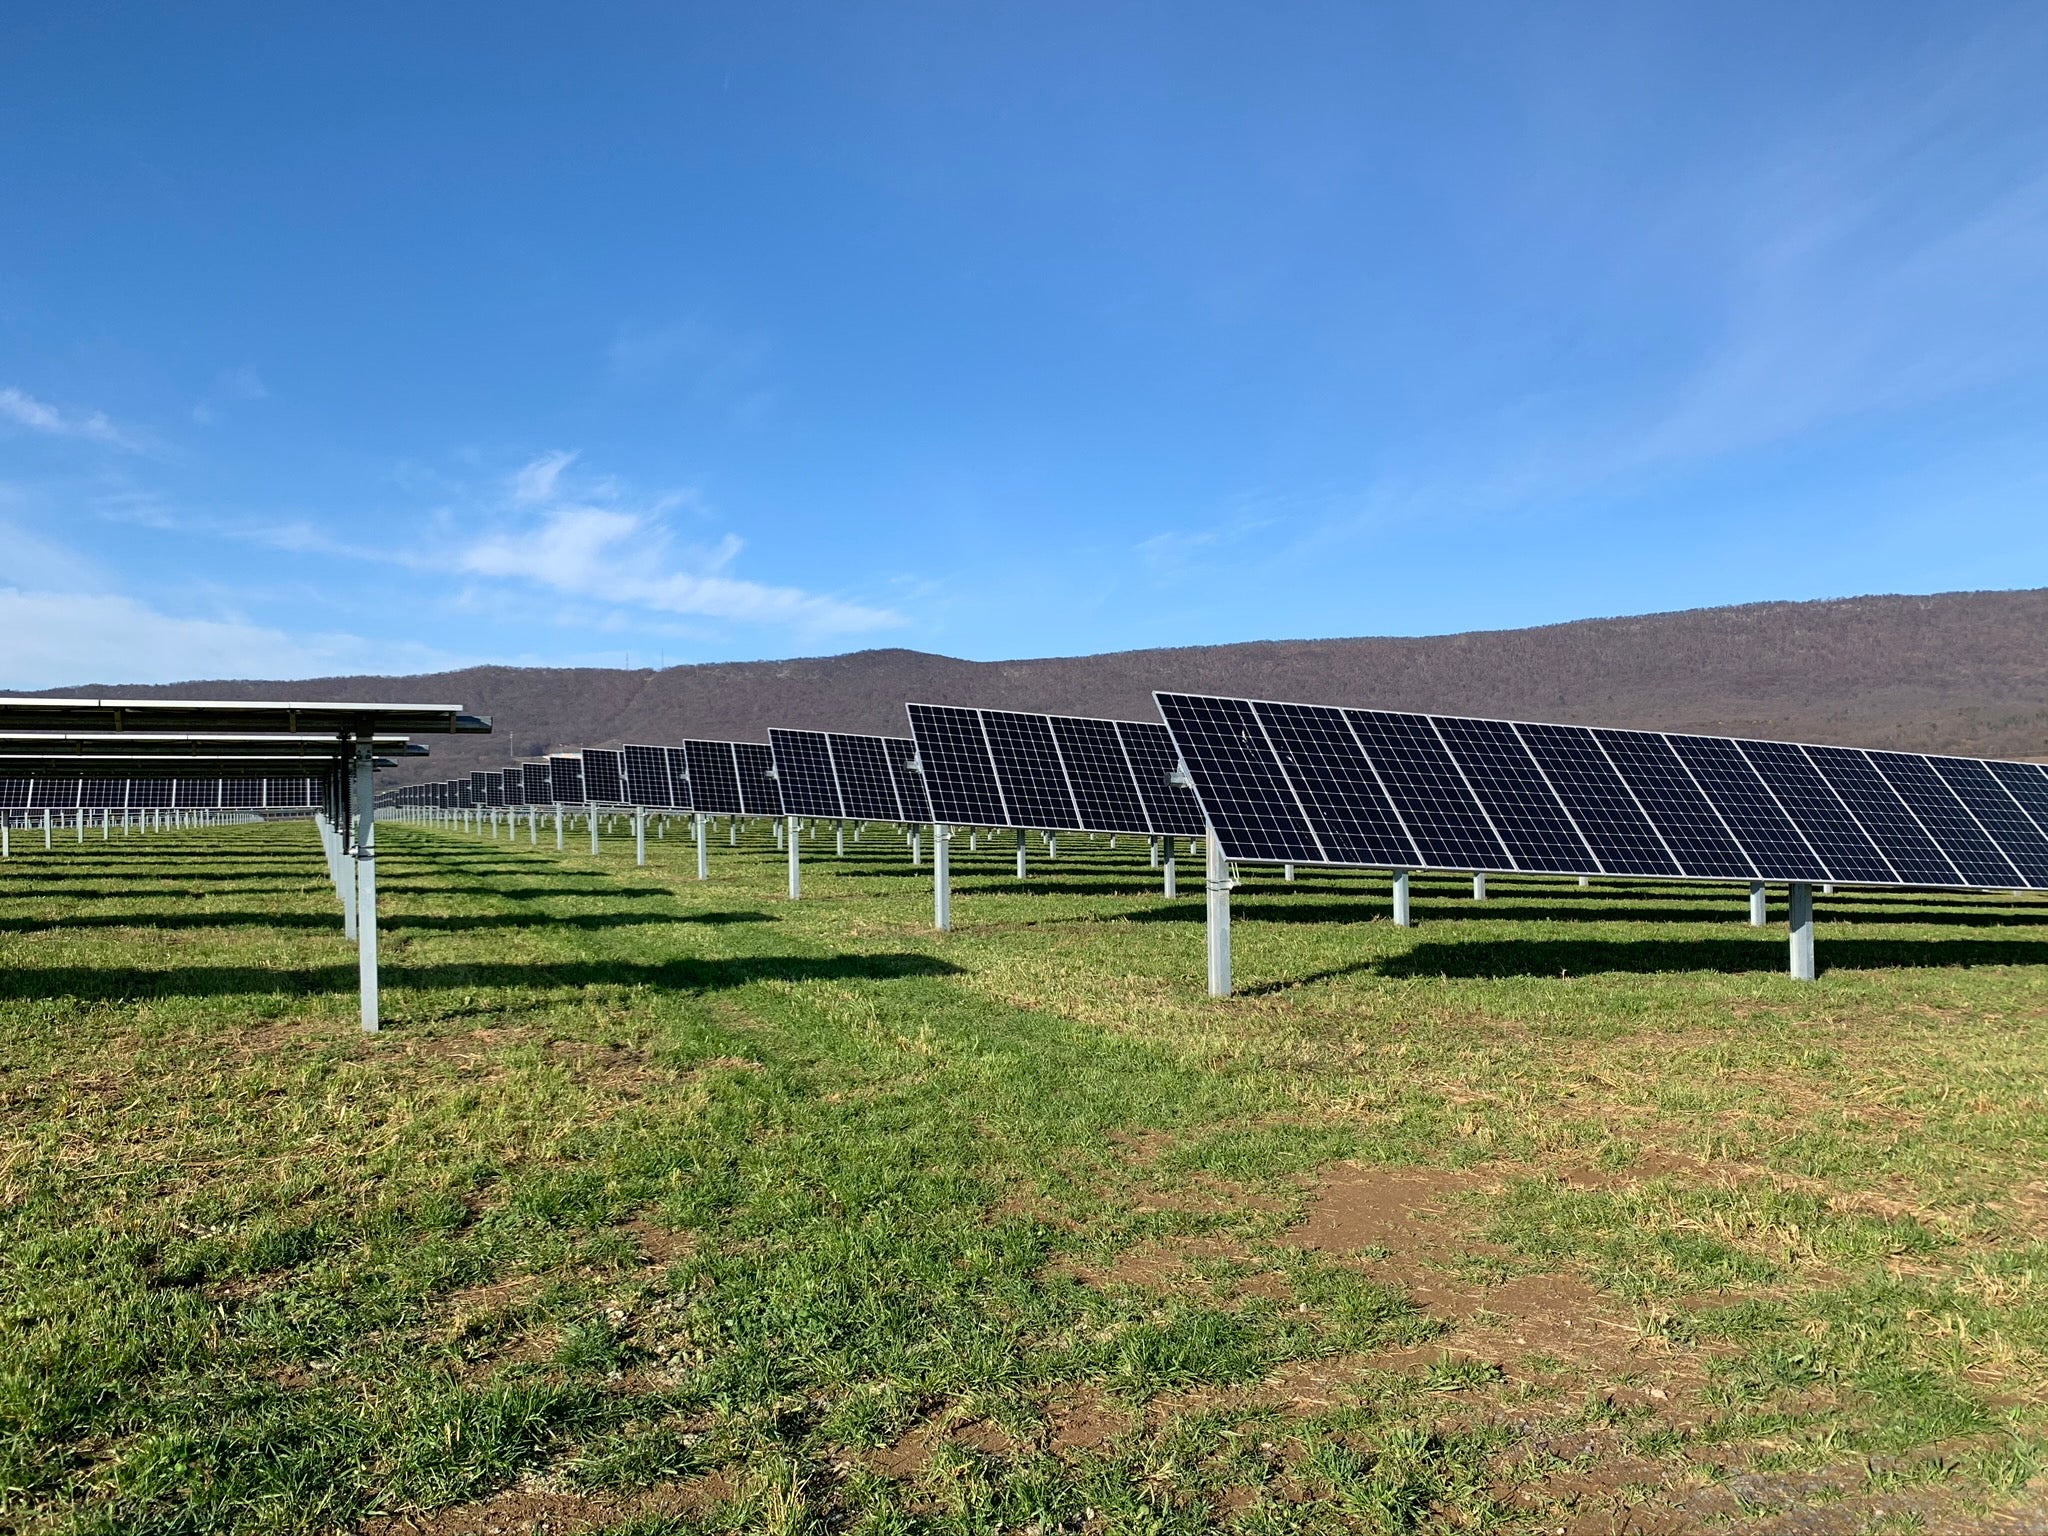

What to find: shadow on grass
left=1249, top=934, right=2048, bottom=989
left=0, top=909, right=773, bottom=935
left=0, top=950, right=959, bottom=1002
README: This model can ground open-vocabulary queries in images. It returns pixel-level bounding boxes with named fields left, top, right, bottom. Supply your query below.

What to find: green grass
left=3, top=815, right=2046, bottom=1533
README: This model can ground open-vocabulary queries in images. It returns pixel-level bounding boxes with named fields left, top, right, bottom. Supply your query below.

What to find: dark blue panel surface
left=1512, top=724, right=1680, bottom=876
left=1434, top=714, right=1592, bottom=874
left=1250, top=702, right=1414, bottom=866
left=1155, top=693, right=1321, bottom=862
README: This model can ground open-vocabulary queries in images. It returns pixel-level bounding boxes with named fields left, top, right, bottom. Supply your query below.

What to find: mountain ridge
left=34, top=587, right=2048, bottom=782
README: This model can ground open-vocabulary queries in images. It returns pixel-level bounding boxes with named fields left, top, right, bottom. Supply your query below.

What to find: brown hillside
left=38, top=589, right=2048, bottom=784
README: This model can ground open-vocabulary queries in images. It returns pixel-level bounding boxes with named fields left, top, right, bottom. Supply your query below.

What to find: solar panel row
left=1156, top=693, right=2048, bottom=892
left=0, top=776, right=318, bottom=811
left=905, top=704, right=1205, bottom=838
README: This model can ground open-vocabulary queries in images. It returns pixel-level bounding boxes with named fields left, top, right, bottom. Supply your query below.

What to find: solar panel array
left=768, top=729, right=934, bottom=824
left=1156, top=692, right=2048, bottom=892
left=906, top=704, right=1205, bottom=838
left=0, top=774, right=319, bottom=812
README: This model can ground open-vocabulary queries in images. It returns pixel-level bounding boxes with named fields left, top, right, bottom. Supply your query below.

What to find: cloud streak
left=0, top=387, right=139, bottom=450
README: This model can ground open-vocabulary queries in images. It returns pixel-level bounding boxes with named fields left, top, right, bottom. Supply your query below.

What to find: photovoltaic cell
left=222, top=778, right=262, bottom=808
left=131, top=778, right=173, bottom=809
left=0, top=778, right=28, bottom=810
left=1249, top=702, right=1412, bottom=866
left=266, top=777, right=313, bottom=809
left=1051, top=714, right=1150, bottom=834
left=1344, top=709, right=1505, bottom=868
left=734, top=743, right=782, bottom=816
left=684, top=741, right=741, bottom=815
left=906, top=705, right=1007, bottom=826
left=1987, top=763, right=2048, bottom=870
left=1867, top=751, right=2018, bottom=888
left=828, top=734, right=907, bottom=822
left=769, top=730, right=842, bottom=819
left=1659, top=734, right=1822, bottom=880
left=1153, top=694, right=1321, bottom=863
left=31, top=778, right=79, bottom=810
left=522, top=761, right=553, bottom=805
left=82, top=779, right=129, bottom=809
left=1926, top=757, right=2048, bottom=888
left=979, top=711, right=1076, bottom=830
left=1489, top=724, right=1676, bottom=875
left=1116, top=720, right=1206, bottom=839
left=1433, top=715, right=1592, bottom=874
left=501, top=767, right=526, bottom=807
left=175, top=779, right=220, bottom=809
left=1731, top=740, right=1892, bottom=883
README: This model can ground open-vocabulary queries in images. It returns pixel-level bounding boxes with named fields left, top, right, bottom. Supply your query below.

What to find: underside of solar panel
left=1157, top=692, right=2048, bottom=893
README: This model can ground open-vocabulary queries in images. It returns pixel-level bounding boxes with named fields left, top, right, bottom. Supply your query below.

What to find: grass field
left=4, top=815, right=2047, bottom=1534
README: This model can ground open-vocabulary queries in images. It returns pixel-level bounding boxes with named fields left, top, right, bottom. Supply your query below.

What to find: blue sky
left=4, top=3, right=2047, bottom=687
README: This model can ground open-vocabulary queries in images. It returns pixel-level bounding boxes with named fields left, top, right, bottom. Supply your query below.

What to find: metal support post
left=696, top=814, right=709, bottom=879
left=554, top=807, right=564, bottom=849
left=1015, top=827, right=1027, bottom=880
left=787, top=815, right=801, bottom=899
left=529, top=808, right=537, bottom=844
left=1163, top=842, right=1177, bottom=897
left=635, top=808, right=646, bottom=866
left=590, top=813, right=599, bottom=856
left=1283, top=862, right=1295, bottom=882
left=1393, top=870, right=1412, bottom=927
left=43, top=810, right=50, bottom=850
left=1047, top=832, right=1057, bottom=859
left=1749, top=881, right=1767, bottom=927
left=354, top=744, right=380, bottom=1032
left=1473, top=872, right=1487, bottom=900
left=837, top=821, right=846, bottom=856
left=1578, top=875, right=1589, bottom=887
left=730, top=820, right=738, bottom=846
left=1789, top=882, right=1815, bottom=980
left=910, top=829, right=921, bottom=867
left=774, top=817, right=784, bottom=850
left=1149, top=836, right=1160, bottom=869
left=1205, top=824, right=1232, bottom=997
left=933, top=823, right=951, bottom=931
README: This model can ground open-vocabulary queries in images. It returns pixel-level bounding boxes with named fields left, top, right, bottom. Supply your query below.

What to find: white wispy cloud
left=0, top=587, right=468, bottom=690
left=459, top=461, right=903, bottom=634
left=0, top=388, right=139, bottom=450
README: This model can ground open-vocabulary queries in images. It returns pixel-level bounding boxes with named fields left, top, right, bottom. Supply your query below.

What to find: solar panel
left=581, top=748, right=626, bottom=805
left=1433, top=715, right=1593, bottom=874
left=1592, top=728, right=1753, bottom=880
left=547, top=755, right=584, bottom=805
left=31, top=778, right=80, bottom=810
left=522, top=761, right=552, bottom=805
left=1115, top=720, right=1207, bottom=839
left=130, top=777, right=173, bottom=809
left=174, top=778, right=220, bottom=809
left=0, top=777, right=30, bottom=811
left=500, top=767, right=526, bottom=807
left=979, top=711, right=1075, bottom=830
left=621, top=745, right=672, bottom=808
left=768, top=730, right=843, bottom=819
left=265, top=776, right=313, bottom=809
left=1050, top=715, right=1149, bottom=834
left=664, top=746, right=694, bottom=811
left=830, top=735, right=908, bottom=822
left=222, top=778, right=263, bottom=808
left=81, top=778, right=129, bottom=809
left=1161, top=690, right=2048, bottom=892
left=904, top=706, right=1007, bottom=826
left=684, top=741, right=742, bottom=816
left=885, top=735, right=932, bottom=824
left=470, top=771, right=498, bottom=808
left=734, top=743, right=781, bottom=816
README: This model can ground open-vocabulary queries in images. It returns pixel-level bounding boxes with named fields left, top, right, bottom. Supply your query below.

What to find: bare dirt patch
left=866, top=1417, right=1018, bottom=1479
left=361, top=1472, right=730, bottom=1535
